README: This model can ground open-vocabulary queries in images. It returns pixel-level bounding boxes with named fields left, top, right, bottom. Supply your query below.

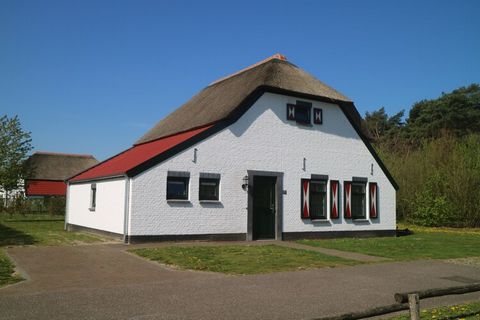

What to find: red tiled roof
left=26, top=180, right=67, bottom=196
left=70, top=125, right=213, bottom=182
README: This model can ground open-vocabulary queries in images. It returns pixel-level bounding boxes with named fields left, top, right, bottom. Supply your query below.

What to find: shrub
left=0, top=196, right=65, bottom=216
left=380, top=133, right=480, bottom=227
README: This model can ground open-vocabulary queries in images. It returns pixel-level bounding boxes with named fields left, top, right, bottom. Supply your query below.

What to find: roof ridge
left=208, top=53, right=288, bottom=86
left=34, top=151, right=95, bottom=158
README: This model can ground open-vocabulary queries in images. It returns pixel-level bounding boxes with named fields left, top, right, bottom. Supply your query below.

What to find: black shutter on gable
left=287, top=104, right=296, bottom=120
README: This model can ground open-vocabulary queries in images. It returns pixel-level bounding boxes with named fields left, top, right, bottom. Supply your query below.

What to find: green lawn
left=0, top=214, right=105, bottom=287
left=389, top=300, right=480, bottom=320
left=298, top=226, right=480, bottom=260
left=0, top=214, right=104, bottom=246
left=131, top=244, right=358, bottom=275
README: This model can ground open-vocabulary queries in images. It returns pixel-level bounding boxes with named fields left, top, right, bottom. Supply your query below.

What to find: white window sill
left=311, top=219, right=329, bottom=222
left=353, top=218, right=369, bottom=222
left=199, top=200, right=221, bottom=203
left=167, top=199, right=190, bottom=203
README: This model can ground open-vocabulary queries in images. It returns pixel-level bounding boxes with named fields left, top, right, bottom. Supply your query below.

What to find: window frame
left=294, top=104, right=311, bottom=125
left=166, top=176, right=190, bottom=201
left=199, top=177, right=220, bottom=201
left=351, top=182, right=366, bottom=219
left=309, top=179, right=328, bottom=220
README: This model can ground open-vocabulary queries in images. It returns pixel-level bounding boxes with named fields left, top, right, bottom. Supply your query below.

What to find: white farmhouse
left=67, top=54, right=398, bottom=243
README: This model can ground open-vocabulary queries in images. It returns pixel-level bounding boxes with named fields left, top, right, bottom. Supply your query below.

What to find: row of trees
left=365, top=84, right=480, bottom=227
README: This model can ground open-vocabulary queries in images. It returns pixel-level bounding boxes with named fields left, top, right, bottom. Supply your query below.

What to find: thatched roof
left=26, top=152, right=99, bottom=181
left=136, top=54, right=352, bottom=145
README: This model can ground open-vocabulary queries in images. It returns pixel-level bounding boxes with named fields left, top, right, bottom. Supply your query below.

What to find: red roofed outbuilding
left=25, top=152, right=98, bottom=197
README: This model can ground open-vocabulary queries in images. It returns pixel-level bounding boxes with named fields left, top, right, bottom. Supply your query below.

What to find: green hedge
left=380, top=134, right=480, bottom=227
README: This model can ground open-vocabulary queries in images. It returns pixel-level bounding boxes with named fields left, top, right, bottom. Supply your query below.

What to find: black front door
left=252, top=176, right=276, bottom=240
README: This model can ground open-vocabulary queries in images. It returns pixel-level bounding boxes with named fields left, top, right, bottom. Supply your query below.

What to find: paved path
left=1, top=244, right=480, bottom=320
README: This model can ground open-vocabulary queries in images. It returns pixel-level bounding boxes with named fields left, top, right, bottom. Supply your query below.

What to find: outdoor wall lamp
left=242, top=175, right=249, bottom=191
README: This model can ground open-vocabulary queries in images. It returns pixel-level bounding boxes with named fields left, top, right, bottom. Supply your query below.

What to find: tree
left=406, top=84, right=480, bottom=142
left=0, top=115, right=32, bottom=205
left=364, top=107, right=405, bottom=148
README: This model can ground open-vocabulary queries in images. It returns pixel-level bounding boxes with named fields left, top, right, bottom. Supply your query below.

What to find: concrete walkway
left=1, top=244, right=480, bottom=320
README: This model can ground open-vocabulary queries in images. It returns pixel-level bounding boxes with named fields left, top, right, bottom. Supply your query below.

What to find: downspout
left=123, top=175, right=130, bottom=244
left=64, top=181, right=70, bottom=231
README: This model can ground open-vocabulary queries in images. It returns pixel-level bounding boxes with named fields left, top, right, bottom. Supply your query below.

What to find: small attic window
left=287, top=101, right=312, bottom=125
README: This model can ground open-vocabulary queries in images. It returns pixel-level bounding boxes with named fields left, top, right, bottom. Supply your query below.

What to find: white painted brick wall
left=67, top=178, right=126, bottom=234
left=129, top=92, right=396, bottom=236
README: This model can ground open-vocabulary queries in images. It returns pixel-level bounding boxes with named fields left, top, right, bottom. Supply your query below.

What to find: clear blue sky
left=1, top=0, right=479, bottom=160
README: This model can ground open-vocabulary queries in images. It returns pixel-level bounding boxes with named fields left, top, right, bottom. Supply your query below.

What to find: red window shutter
left=344, top=181, right=352, bottom=219
left=301, top=179, right=310, bottom=218
left=330, top=180, right=339, bottom=219
left=369, top=182, right=378, bottom=219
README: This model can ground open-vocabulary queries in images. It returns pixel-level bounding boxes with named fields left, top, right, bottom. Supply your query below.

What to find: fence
left=314, top=283, right=480, bottom=320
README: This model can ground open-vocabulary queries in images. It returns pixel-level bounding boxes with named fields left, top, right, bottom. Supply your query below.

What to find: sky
left=1, top=0, right=479, bottom=160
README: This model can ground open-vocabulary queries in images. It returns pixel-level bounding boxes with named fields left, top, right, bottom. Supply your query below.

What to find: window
left=167, top=176, right=189, bottom=200
left=287, top=101, right=312, bottom=125
left=199, top=177, right=220, bottom=201
left=294, top=104, right=311, bottom=124
left=89, top=184, right=96, bottom=211
left=351, top=182, right=366, bottom=219
left=301, top=177, right=328, bottom=219
left=309, top=180, right=327, bottom=219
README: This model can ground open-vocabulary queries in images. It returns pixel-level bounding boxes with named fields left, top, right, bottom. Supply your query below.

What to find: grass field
left=0, top=214, right=104, bottom=246
left=389, top=300, right=480, bottom=319
left=131, top=244, right=358, bottom=274
left=0, top=214, right=105, bottom=287
left=298, top=225, right=480, bottom=260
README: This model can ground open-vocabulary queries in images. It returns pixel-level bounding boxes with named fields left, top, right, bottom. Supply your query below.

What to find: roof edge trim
left=68, top=174, right=127, bottom=185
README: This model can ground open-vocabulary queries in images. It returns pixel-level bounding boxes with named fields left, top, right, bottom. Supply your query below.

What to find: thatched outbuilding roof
left=26, top=152, right=98, bottom=181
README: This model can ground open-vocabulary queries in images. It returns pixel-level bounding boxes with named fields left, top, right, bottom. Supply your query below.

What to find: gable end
left=126, top=86, right=399, bottom=190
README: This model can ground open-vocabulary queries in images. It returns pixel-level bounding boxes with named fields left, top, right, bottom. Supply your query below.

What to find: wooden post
left=408, top=293, right=420, bottom=320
